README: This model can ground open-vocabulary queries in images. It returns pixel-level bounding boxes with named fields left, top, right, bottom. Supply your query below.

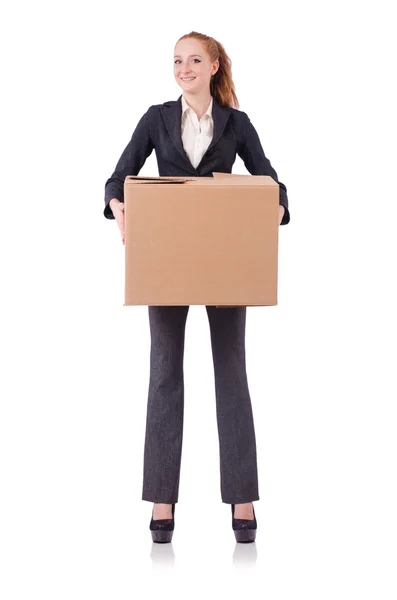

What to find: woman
left=104, top=31, right=290, bottom=543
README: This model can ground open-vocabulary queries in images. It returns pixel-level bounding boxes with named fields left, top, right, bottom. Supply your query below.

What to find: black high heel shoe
left=150, top=504, right=175, bottom=543
left=231, top=503, right=257, bottom=543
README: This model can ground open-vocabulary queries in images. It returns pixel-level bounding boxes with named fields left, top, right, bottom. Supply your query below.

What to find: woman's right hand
left=110, top=199, right=125, bottom=244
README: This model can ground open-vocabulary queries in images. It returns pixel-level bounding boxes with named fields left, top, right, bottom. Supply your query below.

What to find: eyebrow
left=174, top=54, right=203, bottom=58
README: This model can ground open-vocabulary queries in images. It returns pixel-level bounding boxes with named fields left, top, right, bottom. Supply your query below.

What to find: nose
left=179, top=62, right=193, bottom=74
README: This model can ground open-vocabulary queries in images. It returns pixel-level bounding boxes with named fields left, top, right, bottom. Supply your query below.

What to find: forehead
left=174, top=38, right=206, bottom=56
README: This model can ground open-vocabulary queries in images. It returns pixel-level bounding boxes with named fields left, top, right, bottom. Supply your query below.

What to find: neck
left=182, top=91, right=212, bottom=119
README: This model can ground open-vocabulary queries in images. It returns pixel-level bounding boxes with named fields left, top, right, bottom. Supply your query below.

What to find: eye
left=174, top=59, right=201, bottom=64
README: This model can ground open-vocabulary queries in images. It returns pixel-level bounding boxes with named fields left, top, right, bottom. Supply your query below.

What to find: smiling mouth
left=181, top=77, right=196, bottom=81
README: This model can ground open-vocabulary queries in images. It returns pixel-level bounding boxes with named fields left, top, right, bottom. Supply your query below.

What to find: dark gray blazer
left=103, top=95, right=290, bottom=225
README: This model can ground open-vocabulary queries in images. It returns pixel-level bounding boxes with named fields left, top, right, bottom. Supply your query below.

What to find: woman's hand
left=279, top=205, right=285, bottom=225
left=110, top=199, right=125, bottom=244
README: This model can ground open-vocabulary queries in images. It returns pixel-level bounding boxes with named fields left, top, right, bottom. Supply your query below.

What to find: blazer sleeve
left=237, top=113, right=290, bottom=225
left=103, top=107, right=154, bottom=219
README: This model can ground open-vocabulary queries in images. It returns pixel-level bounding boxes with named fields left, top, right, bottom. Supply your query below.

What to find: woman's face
left=174, top=38, right=219, bottom=95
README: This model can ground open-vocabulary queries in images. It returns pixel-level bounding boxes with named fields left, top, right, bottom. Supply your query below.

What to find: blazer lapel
left=162, top=96, right=191, bottom=167
left=204, top=96, right=230, bottom=156
left=162, top=95, right=231, bottom=171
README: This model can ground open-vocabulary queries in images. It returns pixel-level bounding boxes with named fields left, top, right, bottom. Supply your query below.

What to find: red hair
left=176, top=32, right=239, bottom=109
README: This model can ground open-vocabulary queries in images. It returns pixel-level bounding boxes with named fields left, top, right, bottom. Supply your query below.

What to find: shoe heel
left=151, top=529, right=174, bottom=543
left=234, top=528, right=256, bottom=543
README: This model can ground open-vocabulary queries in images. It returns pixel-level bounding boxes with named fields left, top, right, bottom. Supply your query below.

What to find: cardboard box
left=123, top=174, right=279, bottom=306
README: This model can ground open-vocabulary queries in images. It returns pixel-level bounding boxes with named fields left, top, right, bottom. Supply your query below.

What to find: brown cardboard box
left=123, top=174, right=279, bottom=306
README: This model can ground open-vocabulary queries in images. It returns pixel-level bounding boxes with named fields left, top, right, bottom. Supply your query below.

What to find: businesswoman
left=103, top=31, right=290, bottom=543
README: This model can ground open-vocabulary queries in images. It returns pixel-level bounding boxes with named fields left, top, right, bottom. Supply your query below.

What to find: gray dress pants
left=141, top=305, right=260, bottom=504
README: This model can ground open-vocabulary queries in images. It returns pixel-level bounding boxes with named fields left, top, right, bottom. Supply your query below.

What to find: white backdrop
left=1, top=0, right=396, bottom=598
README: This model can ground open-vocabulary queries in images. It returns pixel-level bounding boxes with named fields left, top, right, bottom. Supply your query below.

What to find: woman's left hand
left=279, top=205, right=285, bottom=225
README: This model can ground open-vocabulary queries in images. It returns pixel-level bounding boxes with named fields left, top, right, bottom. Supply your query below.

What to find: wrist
left=109, top=198, right=121, bottom=211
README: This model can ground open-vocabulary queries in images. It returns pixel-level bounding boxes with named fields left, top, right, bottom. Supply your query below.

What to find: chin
left=182, top=84, right=202, bottom=93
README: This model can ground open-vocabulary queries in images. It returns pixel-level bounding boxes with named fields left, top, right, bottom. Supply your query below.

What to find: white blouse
left=181, top=95, right=214, bottom=168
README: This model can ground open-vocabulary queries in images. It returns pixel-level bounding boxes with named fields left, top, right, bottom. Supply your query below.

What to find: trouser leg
left=142, top=305, right=189, bottom=503
left=206, top=305, right=260, bottom=504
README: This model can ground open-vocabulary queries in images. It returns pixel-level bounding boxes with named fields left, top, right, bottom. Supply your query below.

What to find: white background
left=1, top=0, right=396, bottom=598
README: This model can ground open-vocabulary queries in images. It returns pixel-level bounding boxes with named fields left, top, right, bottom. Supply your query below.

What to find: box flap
left=124, top=174, right=278, bottom=187
left=125, top=175, right=198, bottom=185
left=212, top=172, right=278, bottom=186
